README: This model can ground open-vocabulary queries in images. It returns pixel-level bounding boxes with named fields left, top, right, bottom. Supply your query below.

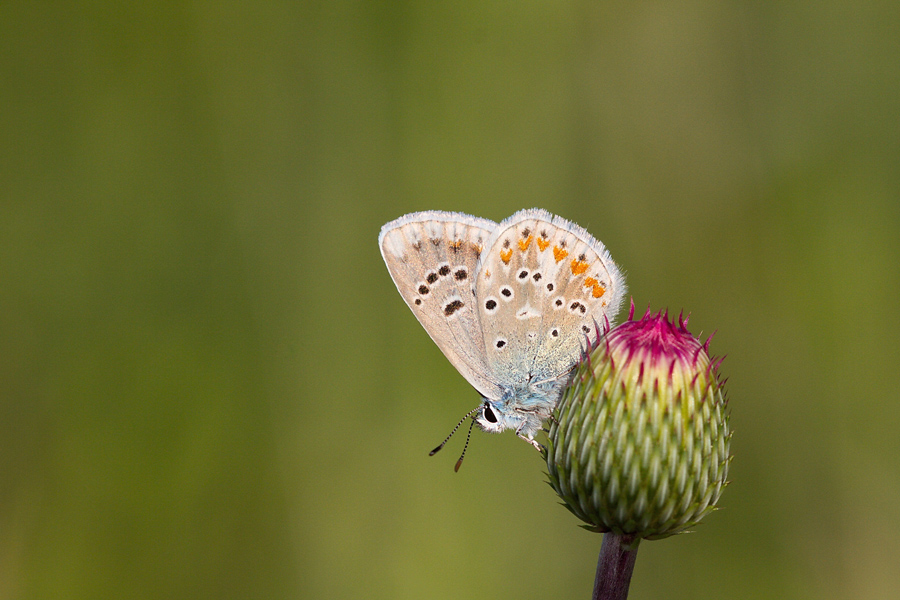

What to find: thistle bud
left=547, top=306, right=731, bottom=540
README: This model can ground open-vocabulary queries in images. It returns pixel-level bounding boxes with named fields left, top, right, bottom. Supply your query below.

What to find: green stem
left=592, top=532, right=640, bottom=600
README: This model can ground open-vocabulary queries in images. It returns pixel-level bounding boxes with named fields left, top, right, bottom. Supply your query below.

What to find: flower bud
left=546, top=306, right=731, bottom=539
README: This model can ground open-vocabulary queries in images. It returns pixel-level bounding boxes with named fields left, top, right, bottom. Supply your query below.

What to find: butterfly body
left=476, top=379, right=568, bottom=440
left=379, top=209, right=626, bottom=449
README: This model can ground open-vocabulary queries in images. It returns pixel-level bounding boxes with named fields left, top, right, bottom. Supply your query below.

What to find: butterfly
left=379, top=209, right=626, bottom=468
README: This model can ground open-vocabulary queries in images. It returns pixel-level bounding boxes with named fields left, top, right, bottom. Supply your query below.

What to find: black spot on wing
left=444, top=300, right=464, bottom=316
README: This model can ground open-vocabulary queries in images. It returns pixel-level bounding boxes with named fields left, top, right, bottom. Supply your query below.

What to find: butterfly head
left=474, top=401, right=505, bottom=434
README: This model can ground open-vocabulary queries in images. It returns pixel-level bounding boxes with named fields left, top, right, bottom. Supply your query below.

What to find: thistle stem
left=592, top=532, right=640, bottom=600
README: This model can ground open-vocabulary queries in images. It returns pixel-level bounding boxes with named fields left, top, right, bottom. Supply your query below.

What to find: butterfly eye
left=483, top=404, right=498, bottom=423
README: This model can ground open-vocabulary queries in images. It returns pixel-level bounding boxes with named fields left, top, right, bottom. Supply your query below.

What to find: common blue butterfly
left=380, top=209, right=626, bottom=467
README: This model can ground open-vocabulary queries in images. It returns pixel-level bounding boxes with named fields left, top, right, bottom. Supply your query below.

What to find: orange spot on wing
left=500, top=248, right=513, bottom=264
left=518, top=235, right=533, bottom=251
left=570, top=259, right=589, bottom=275
left=536, top=238, right=550, bottom=251
left=582, top=277, right=606, bottom=298
left=553, top=246, right=568, bottom=262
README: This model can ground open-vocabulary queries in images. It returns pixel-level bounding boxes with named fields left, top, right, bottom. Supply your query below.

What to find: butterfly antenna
left=429, top=406, right=480, bottom=456
left=454, top=418, right=477, bottom=472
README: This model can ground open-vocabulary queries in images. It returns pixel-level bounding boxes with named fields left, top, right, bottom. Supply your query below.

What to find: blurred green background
left=2, top=2, right=899, bottom=599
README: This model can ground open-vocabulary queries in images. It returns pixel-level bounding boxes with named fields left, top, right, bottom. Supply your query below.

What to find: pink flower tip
left=606, top=307, right=714, bottom=373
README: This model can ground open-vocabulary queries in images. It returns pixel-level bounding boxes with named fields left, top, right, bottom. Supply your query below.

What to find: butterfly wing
left=379, top=211, right=503, bottom=400
left=475, top=208, right=626, bottom=385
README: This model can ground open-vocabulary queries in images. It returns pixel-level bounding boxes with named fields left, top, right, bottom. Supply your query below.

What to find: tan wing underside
left=476, top=210, right=626, bottom=382
left=380, top=213, right=502, bottom=399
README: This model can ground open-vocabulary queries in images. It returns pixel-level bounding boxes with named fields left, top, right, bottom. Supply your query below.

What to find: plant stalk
left=592, top=532, right=640, bottom=600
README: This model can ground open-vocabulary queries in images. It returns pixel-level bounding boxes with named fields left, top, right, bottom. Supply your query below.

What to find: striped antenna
left=429, top=405, right=481, bottom=457
left=454, top=418, right=477, bottom=472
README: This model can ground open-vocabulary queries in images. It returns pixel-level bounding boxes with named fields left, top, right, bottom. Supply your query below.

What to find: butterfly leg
left=515, top=429, right=545, bottom=453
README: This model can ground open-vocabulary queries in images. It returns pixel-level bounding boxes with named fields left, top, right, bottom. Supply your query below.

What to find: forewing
left=379, top=211, right=502, bottom=399
left=475, top=208, right=626, bottom=384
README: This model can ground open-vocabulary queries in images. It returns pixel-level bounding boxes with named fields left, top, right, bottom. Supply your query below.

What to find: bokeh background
left=2, top=2, right=899, bottom=599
